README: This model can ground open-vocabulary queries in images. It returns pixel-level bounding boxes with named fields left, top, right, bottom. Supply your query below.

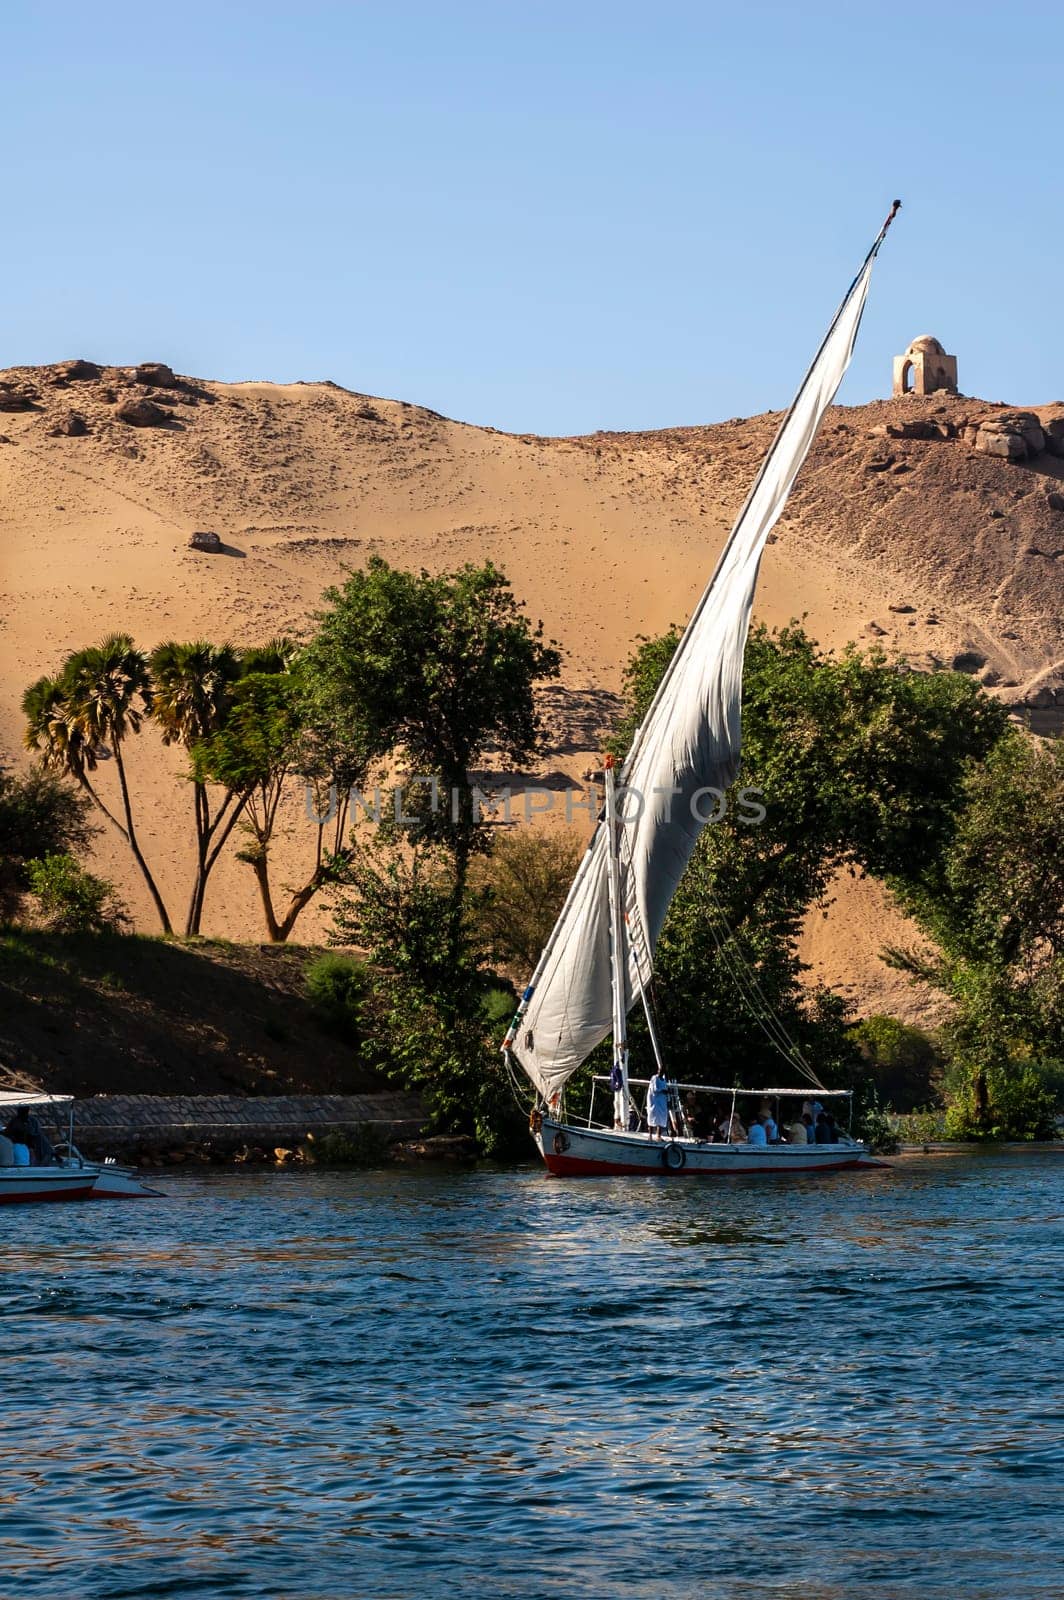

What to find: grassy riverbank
left=0, top=929, right=386, bottom=1097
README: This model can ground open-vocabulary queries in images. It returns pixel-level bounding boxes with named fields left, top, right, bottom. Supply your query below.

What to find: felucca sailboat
left=503, top=205, right=901, bottom=1176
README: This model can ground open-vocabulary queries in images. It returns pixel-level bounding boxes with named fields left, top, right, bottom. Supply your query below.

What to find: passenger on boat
left=746, top=1116, right=768, bottom=1147
left=718, top=1110, right=747, bottom=1143
left=0, top=1132, right=14, bottom=1166
left=815, top=1111, right=837, bottom=1144
left=646, top=1071, right=670, bottom=1141
left=785, top=1115, right=808, bottom=1144
left=683, top=1093, right=712, bottom=1140
left=759, top=1104, right=779, bottom=1143
left=4, top=1108, right=55, bottom=1166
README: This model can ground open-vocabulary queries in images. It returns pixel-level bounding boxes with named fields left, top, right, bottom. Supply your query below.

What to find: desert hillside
left=2, top=359, right=1062, bottom=1022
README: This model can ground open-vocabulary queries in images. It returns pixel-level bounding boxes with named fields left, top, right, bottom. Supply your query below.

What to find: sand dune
left=2, top=361, right=1061, bottom=1022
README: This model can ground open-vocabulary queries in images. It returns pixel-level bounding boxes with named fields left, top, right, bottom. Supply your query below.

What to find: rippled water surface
left=2, top=1154, right=1061, bottom=1599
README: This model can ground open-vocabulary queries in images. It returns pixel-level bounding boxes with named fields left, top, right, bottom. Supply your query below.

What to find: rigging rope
left=617, top=801, right=825, bottom=1091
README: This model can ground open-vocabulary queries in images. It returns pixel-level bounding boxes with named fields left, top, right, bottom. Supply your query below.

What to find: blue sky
left=7, top=2, right=1061, bottom=433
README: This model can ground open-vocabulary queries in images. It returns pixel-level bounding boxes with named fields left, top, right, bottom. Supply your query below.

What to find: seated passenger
left=24, top=1112, right=55, bottom=1166
left=814, top=1112, right=835, bottom=1144
left=763, top=1110, right=779, bottom=1143
left=718, top=1110, right=747, bottom=1143
left=786, top=1116, right=808, bottom=1144
left=746, top=1115, right=768, bottom=1146
left=4, top=1109, right=35, bottom=1164
left=0, top=1132, right=14, bottom=1167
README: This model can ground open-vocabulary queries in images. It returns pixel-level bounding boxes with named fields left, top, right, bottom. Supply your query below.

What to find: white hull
left=86, top=1162, right=165, bottom=1199
left=0, top=1166, right=96, bottom=1204
left=54, top=1156, right=164, bottom=1198
left=536, top=1118, right=887, bottom=1176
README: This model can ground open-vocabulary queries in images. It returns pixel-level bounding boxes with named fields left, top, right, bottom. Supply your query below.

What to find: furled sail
left=507, top=209, right=898, bottom=1104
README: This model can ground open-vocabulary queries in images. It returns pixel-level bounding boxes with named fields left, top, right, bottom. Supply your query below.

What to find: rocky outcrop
left=116, top=395, right=171, bottom=427
left=134, top=361, right=178, bottom=388
left=968, top=411, right=1045, bottom=461
left=188, top=529, right=222, bottom=551
left=874, top=403, right=1064, bottom=466
left=48, top=411, right=90, bottom=437
left=52, top=358, right=101, bottom=384
left=0, top=382, right=34, bottom=412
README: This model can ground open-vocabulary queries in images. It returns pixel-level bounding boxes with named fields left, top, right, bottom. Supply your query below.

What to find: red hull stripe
left=543, top=1152, right=875, bottom=1177
left=0, top=1184, right=95, bottom=1204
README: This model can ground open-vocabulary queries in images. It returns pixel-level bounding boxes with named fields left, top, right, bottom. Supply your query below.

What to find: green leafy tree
left=887, top=731, right=1064, bottom=1136
left=24, top=634, right=171, bottom=932
left=331, top=835, right=523, bottom=1151
left=606, top=623, right=1010, bottom=1094
left=310, top=557, right=561, bottom=968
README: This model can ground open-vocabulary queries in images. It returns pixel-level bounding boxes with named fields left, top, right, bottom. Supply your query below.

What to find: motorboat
left=0, top=1091, right=164, bottom=1201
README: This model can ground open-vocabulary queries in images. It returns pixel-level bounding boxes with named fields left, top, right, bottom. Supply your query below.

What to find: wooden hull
left=0, top=1168, right=96, bottom=1204
left=536, top=1118, right=888, bottom=1176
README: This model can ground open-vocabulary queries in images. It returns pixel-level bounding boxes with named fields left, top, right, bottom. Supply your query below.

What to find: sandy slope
left=2, top=363, right=1062, bottom=1023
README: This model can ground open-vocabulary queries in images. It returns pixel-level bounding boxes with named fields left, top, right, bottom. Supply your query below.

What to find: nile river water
left=2, top=1154, right=1061, bottom=1599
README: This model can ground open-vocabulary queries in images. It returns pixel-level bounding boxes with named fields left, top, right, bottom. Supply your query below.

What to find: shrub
left=471, top=830, right=583, bottom=975
left=0, top=766, right=94, bottom=921
left=851, top=1015, right=943, bottom=1111
left=305, top=952, right=373, bottom=1043
left=943, top=1059, right=1062, bottom=1142
left=304, top=1127, right=387, bottom=1166
left=25, top=854, right=129, bottom=934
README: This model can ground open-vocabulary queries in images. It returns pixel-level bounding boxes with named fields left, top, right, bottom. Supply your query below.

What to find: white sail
left=507, top=218, right=895, bottom=1104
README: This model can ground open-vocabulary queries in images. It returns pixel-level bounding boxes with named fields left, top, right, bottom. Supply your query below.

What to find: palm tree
left=29, top=635, right=172, bottom=933
left=150, top=640, right=245, bottom=935
left=22, top=674, right=121, bottom=826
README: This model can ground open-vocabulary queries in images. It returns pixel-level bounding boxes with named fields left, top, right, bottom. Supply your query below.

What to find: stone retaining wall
left=63, top=1093, right=425, bottom=1159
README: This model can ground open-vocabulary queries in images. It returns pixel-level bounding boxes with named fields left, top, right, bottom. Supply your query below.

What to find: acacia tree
left=194, top=657, right=372, bottom=942
left=313, top=559, right=559, bottom=1152
left=23, top=634, right=172, bottom=933
left=311, top=557, right=561, bottom=979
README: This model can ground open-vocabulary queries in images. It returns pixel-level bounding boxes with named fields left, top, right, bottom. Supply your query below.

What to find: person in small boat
left=815, top=1110, right=837, bottom=1144
left=4, top=1108, right=36, bottom=1165
left=0, top=1132, right=14, bottom=1167
left=4, top=1108, right=55, bottom=1166
left=683, top=1093, right=712, bottom=1140
left=746, top=1114, right=768, bottom=1147
left=758, top=1102, right=779, bottom=1143
left=786, top=1113, right=809, bottom=1144
left=645, top=1070, right=670, bottom=1141
left=718, top=1108, right=747, bottom=1143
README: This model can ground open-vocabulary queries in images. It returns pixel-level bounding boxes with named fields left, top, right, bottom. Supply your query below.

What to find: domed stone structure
left=893, top=335, right=958, bottom=397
